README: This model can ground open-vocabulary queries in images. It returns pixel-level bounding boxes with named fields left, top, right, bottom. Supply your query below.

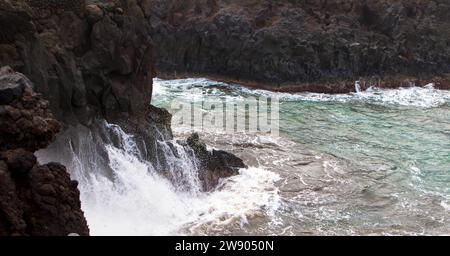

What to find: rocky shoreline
left=150, top=0, right=450, bottom=93
left=0, top=0, right=245, bottom=235
left=1, top=0, right=449, bottom=236
left=156, top=71, right=450, bottom=94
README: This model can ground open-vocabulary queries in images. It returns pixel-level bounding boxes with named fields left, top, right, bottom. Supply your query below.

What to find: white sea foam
left=441, top=201, right=450, bottom=211
left=65, top=122, right=281, bottom=236
left=84, top=144, right=281, bottom=235
left=154, top=77, right=450, bottom=108
left=245, top=86, right=450, bottom=108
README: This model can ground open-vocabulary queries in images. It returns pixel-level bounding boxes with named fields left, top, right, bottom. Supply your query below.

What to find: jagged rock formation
left=0, top=1, right=246, bottom=234
left=187, top=133, right=246, bottom=191
left=0, top=0, right=154, bottom=125
left=0, top=66, right=89, bottom=236
left=149, top=0, right=450, bottom=92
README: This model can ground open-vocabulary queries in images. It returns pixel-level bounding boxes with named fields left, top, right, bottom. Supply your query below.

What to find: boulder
left=187, top=133, right=247, bottom=191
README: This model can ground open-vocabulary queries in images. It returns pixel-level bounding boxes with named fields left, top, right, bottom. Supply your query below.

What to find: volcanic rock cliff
left=0, top=66, right=89, bottom=236
left=149, top=0, right=450, bottom=92
left=0, top=0, right=154, bottom=125
left=0, top=0, right=246, bottom=235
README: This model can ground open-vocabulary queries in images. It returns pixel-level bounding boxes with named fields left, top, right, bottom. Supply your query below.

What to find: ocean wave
left=154, top=78, right=450, bottom=108
left=240, top=85, right=450, bottom=108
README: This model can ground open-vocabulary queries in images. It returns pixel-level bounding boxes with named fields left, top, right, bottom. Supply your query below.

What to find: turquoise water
left=281, top=99, right=450, bottom=197
left=153, top=78, right=450, bottom=235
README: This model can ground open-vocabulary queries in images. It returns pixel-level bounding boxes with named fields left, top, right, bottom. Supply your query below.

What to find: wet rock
left=0, top=79, right=24, bottom=104
left=25, top=0, right=86, bottom=17
left=187, top=133, right=247, bottom=191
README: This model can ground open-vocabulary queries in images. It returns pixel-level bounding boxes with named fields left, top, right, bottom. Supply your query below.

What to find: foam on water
left=82, top=144, right=191, bottom=235
left=441, top=201, right=450, bottom=211
left=185, top=167, right=281, bottom=234
left=154, top=78, right=450, bottom=108
left=86, top=143, right=281, bottom=235
left=49, top=121, right=281, bottom=236
left=241, top=85, right=450, bottom=108
left=152, top=77, right=450, bottom=235
left=36, top=77, right=450, bottom=235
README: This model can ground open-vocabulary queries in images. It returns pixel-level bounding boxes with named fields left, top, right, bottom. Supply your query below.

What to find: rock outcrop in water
left=0, top=0, right=246, bottom=236
left=149, top=0, right=450, bottom=92
left=187, top=133, right=247, bottom=191
left=0, top=66, right=89, bottom=236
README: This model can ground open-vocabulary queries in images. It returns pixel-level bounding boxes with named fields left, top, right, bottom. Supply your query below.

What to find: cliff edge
left=0, top=0, right=245, bottom=236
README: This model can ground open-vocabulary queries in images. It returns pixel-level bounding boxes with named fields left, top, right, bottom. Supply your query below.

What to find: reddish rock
left=0, top=67, right=61, bottom=152
left=0, top=68, right=89, bottom=236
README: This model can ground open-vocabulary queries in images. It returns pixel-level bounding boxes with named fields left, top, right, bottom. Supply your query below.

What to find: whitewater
left=37, top=78, right=450, bottom=235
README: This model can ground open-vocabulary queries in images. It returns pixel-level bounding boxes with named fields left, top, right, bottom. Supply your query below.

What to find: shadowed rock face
left=149, top=0, right=450, bottom=92
left=25, top=0, right=86, bottom=16
left=0, top=67, right=61, bottom=152
left=0, top=0, right=247, bottom=223
left=0, top=67, right=89, bottom=236
left=0, top=0, right=155, bottom=125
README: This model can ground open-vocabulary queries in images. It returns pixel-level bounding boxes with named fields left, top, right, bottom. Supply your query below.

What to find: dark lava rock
left=0, top=148, right=37, bottom=176
left=25, top=162, right=88, bottom=236
left=0, top=67, right=61, bottom=152
left=0, top=1, right=246, bottom=233
left=0, top=68, right=89, bottom=236
left=187, top=133, right=247, bottom=191
left=0, top=0, right=155, bottom=125
left=0, top=66, right=27, bottom=104
left=150, top=0, right=450, bottom=92
left=0, top=159, right=89, bottom=236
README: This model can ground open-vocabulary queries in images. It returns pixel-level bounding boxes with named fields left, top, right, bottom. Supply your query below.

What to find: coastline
left=156, top=70, right=450, bottom=94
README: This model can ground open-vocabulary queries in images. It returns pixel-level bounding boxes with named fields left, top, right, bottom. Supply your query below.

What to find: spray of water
left=37, top=121, right=281, bottom=235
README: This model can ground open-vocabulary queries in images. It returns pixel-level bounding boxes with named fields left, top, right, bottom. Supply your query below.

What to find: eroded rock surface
left=1, top=0, right=246, bottom=203
left=1, top=0, right=155, bottom=125
left=149, top=0, right=450, bottom=92
left=187, top=133, right=247, bottom=191
left=0, top=67, right=89, bottom=236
